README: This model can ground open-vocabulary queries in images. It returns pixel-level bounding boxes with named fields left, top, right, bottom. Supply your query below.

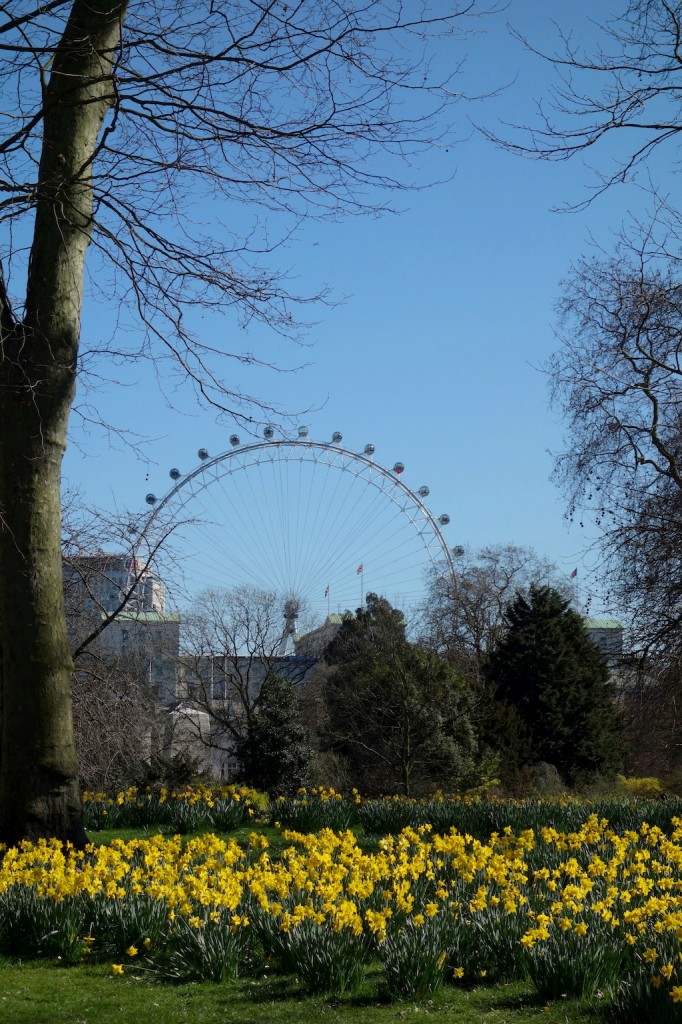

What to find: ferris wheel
left=142, top=427, right=455, bottom=627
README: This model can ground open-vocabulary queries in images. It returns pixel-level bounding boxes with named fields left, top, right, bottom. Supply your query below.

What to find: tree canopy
left=324, top=594, right=476, bottom=796
left=485, top=586, right=622, bottom=788
left=419, top=544, right=571, bottom=681
left=550, top=250, right=682, bottom=651
left=488, top=0, right=682, bottom=652
left=486, top=1, right=682, bottom=200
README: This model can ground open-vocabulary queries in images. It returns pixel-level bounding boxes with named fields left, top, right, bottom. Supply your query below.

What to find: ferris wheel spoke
left=317, top=474, right=406, bottom=576
left=305, top=466, right=387, bottom=576
left=294, top=478, right=364, bottom=593
left=292, top=453, right=347, bottom=592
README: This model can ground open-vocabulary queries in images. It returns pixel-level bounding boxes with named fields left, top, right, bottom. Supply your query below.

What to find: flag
left=570, top=568, right=578, bottom=579
left=356, top=564, right=363, bottom=575
left=324, top=585, right=329, bottom=597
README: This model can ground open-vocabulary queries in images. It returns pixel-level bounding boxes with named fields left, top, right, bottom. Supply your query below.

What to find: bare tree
left=179, top=585, right=314, bottom=776
left=419, top=544, right=571, bottom=680
left=480, top=0, right=682, bottom=653
left=72, top=655, right=158, bottom=793
left=549, top=238, right=682, bottom=651
left=0, top=0, right=483, bottom=844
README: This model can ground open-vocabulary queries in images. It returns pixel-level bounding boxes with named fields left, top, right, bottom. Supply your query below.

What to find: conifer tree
left=324, top=594, right=476, bottom=795
left=235, top=674, right=311, bottom=795
left=485, top=586, right=622, bottom=787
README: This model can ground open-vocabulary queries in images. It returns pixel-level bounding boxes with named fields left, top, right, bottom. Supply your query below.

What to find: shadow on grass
left=487, top=988, right=550, bottom=1011
left=240, top=975, right=309, bottom=1004
left=489, top=985, right=608, bottom=1021
left=241, top=970, right=394, bottom=1008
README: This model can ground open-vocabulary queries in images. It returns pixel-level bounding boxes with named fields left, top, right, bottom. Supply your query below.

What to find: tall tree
left=485, top=586, right=622, bottom=787
left=0, top=1, right=482, bottom=844
left=485, top=0, right=682, bottom=650
left=549, top=249, right=682, bottom=652
left=324, top=594, right=476, bottom=796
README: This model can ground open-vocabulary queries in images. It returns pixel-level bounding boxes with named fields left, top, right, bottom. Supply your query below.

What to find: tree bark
left=0, top=0, right=129, bottom=846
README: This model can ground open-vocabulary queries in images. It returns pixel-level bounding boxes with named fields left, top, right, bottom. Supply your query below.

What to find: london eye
left=142, top=428, right=454, bottom=629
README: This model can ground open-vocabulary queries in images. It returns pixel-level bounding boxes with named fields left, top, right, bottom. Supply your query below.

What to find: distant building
left=64, top=552, right=180, bottom=704
left=179, top=652, right=317, bottom=779
left=63, top=552, right=166, bottom=614
left=97, top=609, right=181, bottom=705
left=584, top=617, right=624, bottom=670
left=294, top=614, right=344, bottom=659
left=64, top=556, right=347, bottom=778
left=163, top=703, right=213, bottom=775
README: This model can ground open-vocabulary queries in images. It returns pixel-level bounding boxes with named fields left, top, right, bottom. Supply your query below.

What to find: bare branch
left=480, top=2, right=682, bottom=205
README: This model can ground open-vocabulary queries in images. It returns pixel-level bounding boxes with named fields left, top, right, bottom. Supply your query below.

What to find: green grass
left=86, top=824, right=285, bottom=849
left=0, top=960, right=604, bottom=1024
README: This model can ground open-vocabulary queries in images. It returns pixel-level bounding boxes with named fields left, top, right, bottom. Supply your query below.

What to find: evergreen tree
left=235, top=675, right=311, bottom=795
left=324, top=594, right=476, bottom=795
left=485, top=586, right=622, bottom=787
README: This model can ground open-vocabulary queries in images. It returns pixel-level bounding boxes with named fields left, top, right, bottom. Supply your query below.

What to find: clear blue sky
left=63, top=0, right=654, bottom=620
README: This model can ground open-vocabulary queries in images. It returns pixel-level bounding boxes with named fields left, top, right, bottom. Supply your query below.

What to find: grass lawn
left=0, top=960, right=604, bottom=1024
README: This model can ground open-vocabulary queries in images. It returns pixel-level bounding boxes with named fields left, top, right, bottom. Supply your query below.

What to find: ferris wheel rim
left=142, top=436, right=455, bottom=598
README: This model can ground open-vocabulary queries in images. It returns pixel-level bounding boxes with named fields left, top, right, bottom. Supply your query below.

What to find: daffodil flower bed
left=272, top=786, right=682, bottom=842
left=270, top=787, right=360, bottom=834
left=5, top=817, right=682, bottom=1017
left=83, top=782, right=682, bottom=843
left=81, top=784, right=260, bottom=833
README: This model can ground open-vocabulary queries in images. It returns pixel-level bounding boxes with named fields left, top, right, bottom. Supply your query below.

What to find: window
left=212, top=679, right=226, bottom=701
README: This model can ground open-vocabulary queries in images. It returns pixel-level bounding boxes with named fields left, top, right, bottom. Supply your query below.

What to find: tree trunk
left=0, top=404, right=87, bottom=846
left=0, top=0, right=129, bottom=846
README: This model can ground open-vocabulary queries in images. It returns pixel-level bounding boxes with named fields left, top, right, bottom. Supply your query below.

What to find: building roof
left=67, top=551, right=133, bottom=565
left=294, top=613, right=344, bottom=641
left=110, top=610, right=181, bottom=623
left=584, top=618, right=624, bottom=630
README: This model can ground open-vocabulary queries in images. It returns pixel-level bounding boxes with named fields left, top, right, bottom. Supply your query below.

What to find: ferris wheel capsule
left=169, top=468, right=181, bottom=480
left=263, top=425, right=274, bottom=439
left=331, top=431, right=343, bottom=444
left=229, top=434, right=240, bottom=447
left=364, top=443, right=375, bottom=456
left=198, top=448, right=209, bottom=460
left=438, top=514, right=450, bottom=526
left=393, top=462, right=405, bottom=474
left=418, top=486, right=430, bottom=498
left=297, top=425, right=309, bottom=438
left=453, top=545, right=465, bottom=557
left=145, top=493, right=157, bottom=505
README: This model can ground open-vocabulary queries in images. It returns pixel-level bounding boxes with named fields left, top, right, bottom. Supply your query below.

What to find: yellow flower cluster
left=0, top=833, right=246, bottom=912
left=5, top=813, right=682, bottom=1006
left=82, top=783, right=259, bottom=810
